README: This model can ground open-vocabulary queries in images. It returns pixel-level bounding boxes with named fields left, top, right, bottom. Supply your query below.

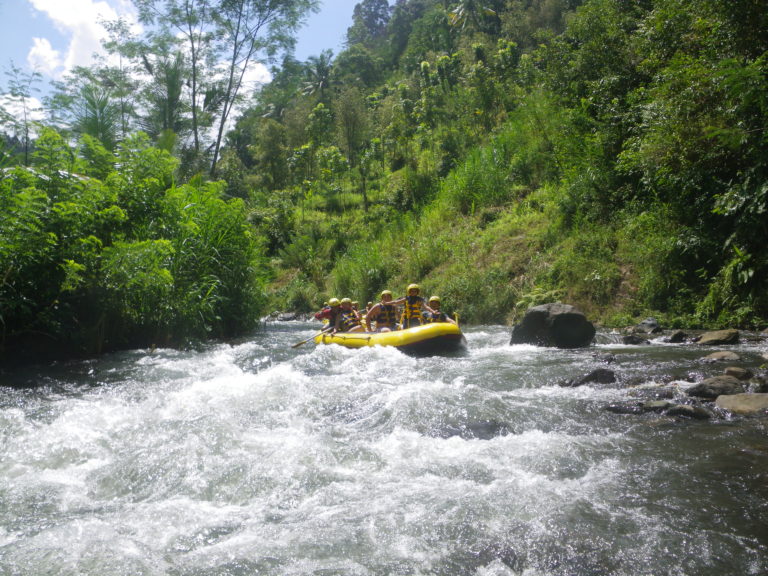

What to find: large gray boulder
left=510, top=303, right=596, bottom=348
left=715, top=393, right=768, bottom=415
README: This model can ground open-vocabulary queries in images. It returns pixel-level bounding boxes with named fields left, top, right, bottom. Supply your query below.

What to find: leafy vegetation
left=0, top=130, right=266, bottom=363
left=2, top=0, right=767, bottom=364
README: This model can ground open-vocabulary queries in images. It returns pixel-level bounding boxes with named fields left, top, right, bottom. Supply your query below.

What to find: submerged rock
left=665, top=404, right=714, bottom=420
left=628, top=386, right=676, bottom=400
left=622, top=333, right=649, bottom=345
left=666, top=330, right=687, bottom=343
left=642, top=400, right=676, bottom=412
left=437, top=420, right=511, bottom=440
left=605, top=402, right=643, bottom=415
left=686, top=376, right=745, bottom=399
left=604, top=400, right=711, bottom=419
left=592, top=352, right=616, bottom=364
left=702, top=351, right=741, bottom=362
left=510, top=303, right=595, bottom=349
left=560, top=368, right=617, bottom=387
left=750, top=373, right=768, bottom=393
left=723, top=366, right=753, bottom=380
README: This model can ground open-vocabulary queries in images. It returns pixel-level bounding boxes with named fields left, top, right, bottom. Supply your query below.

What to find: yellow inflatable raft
left=314, top=322, right=466, bottom=356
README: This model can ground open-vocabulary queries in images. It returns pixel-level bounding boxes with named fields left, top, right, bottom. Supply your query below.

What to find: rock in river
left=686, top=376, right=745, bottom=399
left=696, top=329, right=739, bottom=345
left=510, top=303, right=596, bottom=349
left=715, top=393, right=768, bottom=415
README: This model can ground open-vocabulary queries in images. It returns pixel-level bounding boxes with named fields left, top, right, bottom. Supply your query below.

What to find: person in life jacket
left=392, top=284, right=435, bottom=329
left=315, top=298, right=340, bottom=324
left=365, top=290, right=400, bottom=332
left=424, top=295, right=456, bottom=324
left=333, top=298, right=365, bottom=333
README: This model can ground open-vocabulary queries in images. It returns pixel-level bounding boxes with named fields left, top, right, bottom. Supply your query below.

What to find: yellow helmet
left=381, top=290, right=392, bottom=298
left=341, top=297, right=352, bottom=304
left=328, top=298, right=340, bottom=307
left=407, top=283, right=420, bottom=293
left=429, top=295, right=441, bottom=304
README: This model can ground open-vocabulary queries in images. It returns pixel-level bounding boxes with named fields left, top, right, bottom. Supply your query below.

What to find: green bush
left=1, top=130, right=268, bottom=363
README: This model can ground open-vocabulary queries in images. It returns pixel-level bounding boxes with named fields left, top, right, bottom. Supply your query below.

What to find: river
left=1, top=322, right=767, bottom=575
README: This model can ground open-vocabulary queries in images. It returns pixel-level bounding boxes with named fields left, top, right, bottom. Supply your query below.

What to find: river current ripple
left=1, top=322, right=767, bottom=575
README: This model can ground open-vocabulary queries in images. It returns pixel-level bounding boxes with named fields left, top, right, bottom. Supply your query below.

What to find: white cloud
left=0, top=94, right=46, bottom=130
left=242, top=62, right=272, bottom=91
left=27, top=37, right=63, bottom=77
left=25, top=0, right=138, bottom=78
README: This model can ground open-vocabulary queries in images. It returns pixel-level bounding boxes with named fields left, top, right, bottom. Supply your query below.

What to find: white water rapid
left=1, top=323, right=767, bottom=575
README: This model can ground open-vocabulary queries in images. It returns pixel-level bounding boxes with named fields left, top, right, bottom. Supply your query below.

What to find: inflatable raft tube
left=315, top=322, right=466, bottom=356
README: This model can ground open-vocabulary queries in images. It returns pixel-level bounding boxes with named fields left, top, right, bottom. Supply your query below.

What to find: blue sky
left=0, top=0, right=352, bottom=91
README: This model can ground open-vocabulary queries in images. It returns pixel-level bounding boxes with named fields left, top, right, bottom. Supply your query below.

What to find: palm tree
left=302, top=50, right=334, bottom=102
left=74, top=84, right=120, bottom=151
left=140, top=52, right=189, bottom=143
left=448, top=0, right=497, bottom=32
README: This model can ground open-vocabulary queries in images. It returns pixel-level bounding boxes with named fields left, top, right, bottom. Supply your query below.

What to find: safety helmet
left=341, top=297, right=352, bottom=304
left=352, top=301, right=359, bottom=306
left=381, top=290, right=392, bottom=298
left=407, top=283, right=420, bottom=292
left=328, top=298, right=340, bottom=307
left=428, top=295, right=441, bottom=304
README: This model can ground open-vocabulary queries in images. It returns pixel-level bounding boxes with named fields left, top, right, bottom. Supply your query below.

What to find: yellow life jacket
left=426, top=310, right=447, bottom=323
left=338, top=309, right=360, bottom=331
left=401, top=296, right=425, bottom=328
left=374, top=303, right=398, bottom=329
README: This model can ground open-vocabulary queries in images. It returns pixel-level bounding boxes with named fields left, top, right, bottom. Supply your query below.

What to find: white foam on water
left=2, top=326, right=767, bottom=575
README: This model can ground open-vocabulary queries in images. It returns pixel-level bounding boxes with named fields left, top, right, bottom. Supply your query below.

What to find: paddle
left=292, top=326, right=332, bottom=348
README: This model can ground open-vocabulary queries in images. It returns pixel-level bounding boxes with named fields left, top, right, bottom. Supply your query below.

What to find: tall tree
left=4, top=62, right=41, bottom=166
left=133, top=0, right=216, bottom=156
left=347, top=0, right=391, bottom=48
left=209, top=0, right=318, bottom=177
left=100, top=18, right=143, bottom=139
left=332, top=44, right=384, bottom=89
left=335, top=86, right=370, bottom=171
left=335, top=86, right=371, bottom=210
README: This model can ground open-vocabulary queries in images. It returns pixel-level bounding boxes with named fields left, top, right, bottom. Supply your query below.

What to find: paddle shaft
left=292, top=326, right=332, bottom=348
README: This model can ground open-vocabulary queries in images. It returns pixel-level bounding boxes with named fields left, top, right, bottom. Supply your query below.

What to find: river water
left=1, top=322, right=767, bottom=576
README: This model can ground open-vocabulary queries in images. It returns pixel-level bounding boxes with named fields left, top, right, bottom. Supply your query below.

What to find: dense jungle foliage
left=2, top=0, right=767, bottom=363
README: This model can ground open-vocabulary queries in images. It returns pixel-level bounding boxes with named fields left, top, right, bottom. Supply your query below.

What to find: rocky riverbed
left=577, top=326, right=768, bottom=420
